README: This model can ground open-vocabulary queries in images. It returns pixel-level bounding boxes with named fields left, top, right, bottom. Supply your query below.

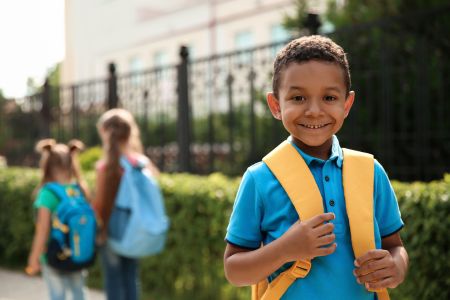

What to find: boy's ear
left=267, top=92, right=281, bottom=120
left=344, top=91, right=355, bottom=118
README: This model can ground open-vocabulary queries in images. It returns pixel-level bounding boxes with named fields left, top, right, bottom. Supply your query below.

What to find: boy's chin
left=292, top=136, right=333, bottom=148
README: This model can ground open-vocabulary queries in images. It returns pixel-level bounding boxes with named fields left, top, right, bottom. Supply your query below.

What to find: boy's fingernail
left=354, top=260, right=359, bottom=267
left=357, top=278, right=361, bottom=284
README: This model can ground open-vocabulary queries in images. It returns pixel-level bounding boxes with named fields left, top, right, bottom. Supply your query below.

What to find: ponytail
left=98, top=126, right=128, bottom=226
left=33, top=139, right=56, bottom=197
left=68, top=139, right=90, bottom=200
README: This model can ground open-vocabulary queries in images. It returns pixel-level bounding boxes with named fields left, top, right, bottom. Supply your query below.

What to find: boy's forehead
left=279, top=60, right=347, bottom=90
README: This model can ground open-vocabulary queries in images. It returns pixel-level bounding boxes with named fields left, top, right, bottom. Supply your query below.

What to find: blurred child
left=224, top=36, right=409, bottom=299
left=27, top=139, right=89, bottom=300
left=94, top=108, right=159, bottom=300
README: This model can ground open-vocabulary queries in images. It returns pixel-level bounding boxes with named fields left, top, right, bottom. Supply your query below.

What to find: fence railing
left=4, top=6, right=450, bottom=180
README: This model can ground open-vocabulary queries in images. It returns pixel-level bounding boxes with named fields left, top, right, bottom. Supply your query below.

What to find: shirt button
left=325, top=176, right=330, bottom=182
left=329, top=199, right=335, bottom=206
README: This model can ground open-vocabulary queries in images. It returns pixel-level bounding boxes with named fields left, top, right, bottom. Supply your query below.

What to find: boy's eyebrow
left=324, top=86, right=343, bottom=93
left=287, top=86, right=306, bottom=92
left=287, top=86, right=343, bottom=92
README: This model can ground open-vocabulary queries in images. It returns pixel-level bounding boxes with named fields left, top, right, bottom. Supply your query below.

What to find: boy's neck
left=292, top=137, right=332, bottom=161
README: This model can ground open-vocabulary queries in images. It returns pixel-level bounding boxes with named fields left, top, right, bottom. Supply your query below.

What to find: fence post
left=177, top=46, right=192, bottom=172
left=71, top=85, right=79, bottom=138
left=40, top=78, right=51, bottom=137
left=248, top=69, right=257, bottom=164
left=303, top=13, right=321, bottom=34
left=107, top=63, right=118, bottom=109
left=226, top=73, right=234, bottom=166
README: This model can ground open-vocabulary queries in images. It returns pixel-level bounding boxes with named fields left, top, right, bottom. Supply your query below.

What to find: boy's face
left=267, top=60, right=354, bottom=157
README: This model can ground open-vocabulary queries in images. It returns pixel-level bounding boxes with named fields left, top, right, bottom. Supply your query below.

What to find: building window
left=129, top=56, right=143, bottom=85
left=271, top=24, right=290, bottom=43
left=235, top=30, right=254, bottom=50
left=271, top=24, right=291, bottom=57
left=153, top=51, right=169, bottom=68
left=235, top=30, right=254, bottom=64
left=129, top=56, right=143, bottom=73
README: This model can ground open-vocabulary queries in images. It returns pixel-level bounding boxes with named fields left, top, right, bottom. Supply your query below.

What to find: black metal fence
left=3, top=6, right=449, bottom=181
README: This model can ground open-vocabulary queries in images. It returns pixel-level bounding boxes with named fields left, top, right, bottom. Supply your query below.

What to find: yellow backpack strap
left=342, top=148, right=390, bottom=300
left=251, top=280, right=268, bottom=300
left=253, top=140, right=324, bottom=300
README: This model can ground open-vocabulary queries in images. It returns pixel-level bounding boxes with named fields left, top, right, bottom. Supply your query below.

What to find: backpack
left=252, top=141, right=390, bottom=300
left=107, top=156, right=169, bottom=258
left=45, top=182, right=97, bottom=272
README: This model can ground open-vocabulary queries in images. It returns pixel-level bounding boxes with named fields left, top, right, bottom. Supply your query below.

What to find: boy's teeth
left=303, top=124, right=326, bottom=129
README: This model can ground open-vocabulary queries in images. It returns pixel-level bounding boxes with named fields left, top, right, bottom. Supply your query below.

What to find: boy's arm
left=353, top=232, right=408, bottom=290
left=224, top=213, right=337, bottom=286
left=224, top=241, right=286, bottom=286
left=27, top=208, right=51, bottom=275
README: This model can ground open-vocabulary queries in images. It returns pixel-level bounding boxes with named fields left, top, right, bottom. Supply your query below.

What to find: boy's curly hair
left=272, top=35, right=351, bottom=98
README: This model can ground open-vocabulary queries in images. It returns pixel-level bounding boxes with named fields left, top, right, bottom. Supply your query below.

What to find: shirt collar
left=288, top=135, right=343, bottom=168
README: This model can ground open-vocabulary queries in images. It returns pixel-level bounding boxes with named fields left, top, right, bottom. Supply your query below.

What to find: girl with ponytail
left=26, top=138, right=89, bottom=300
left=94, top=108, right=159, bottom=300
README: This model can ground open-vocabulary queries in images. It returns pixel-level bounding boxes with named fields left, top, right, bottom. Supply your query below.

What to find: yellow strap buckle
left=289, top=260, right=311, bottom=279
left=52, top=218, right=69, bottom=233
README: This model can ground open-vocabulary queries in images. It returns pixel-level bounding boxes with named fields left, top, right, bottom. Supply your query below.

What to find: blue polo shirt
left=225, top=136, right=404, bottom=300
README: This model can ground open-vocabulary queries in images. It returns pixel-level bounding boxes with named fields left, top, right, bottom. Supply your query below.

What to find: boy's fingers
left=354, top=256, right=391, bottom=277
left=308, top=213, right=335, bottom=227
left=354, top=249, right=389, bottom=267
left=355, top=268, right=389, bottom=284
left=313, top=222, right=334, bottom=236
left=314, top=243, right=337, bottom=257
left=365, top=277, right=394, bottom=290
left=317, top=233, right=335, bottom=247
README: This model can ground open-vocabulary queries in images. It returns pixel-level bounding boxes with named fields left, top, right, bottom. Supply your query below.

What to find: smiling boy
left=223, top=36, right=408, bottom=299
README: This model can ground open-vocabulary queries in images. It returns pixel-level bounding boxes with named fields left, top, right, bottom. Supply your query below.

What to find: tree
left=281, top=1, right=450, bottom=182
left=0, top=89, right=5, bottom=153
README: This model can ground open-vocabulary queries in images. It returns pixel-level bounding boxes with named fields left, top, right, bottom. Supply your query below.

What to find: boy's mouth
left=300, top=123, right=329, bottom=129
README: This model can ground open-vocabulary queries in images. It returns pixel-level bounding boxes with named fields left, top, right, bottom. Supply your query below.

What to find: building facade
left=62, top=0, right=328, bottom=85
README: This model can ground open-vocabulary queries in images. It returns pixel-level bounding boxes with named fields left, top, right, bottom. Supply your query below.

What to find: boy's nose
left=304, top=100, right=323, bottom=116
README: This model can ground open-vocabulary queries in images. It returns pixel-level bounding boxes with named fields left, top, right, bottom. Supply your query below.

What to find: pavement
left=0, top=268, right=104, bottom=300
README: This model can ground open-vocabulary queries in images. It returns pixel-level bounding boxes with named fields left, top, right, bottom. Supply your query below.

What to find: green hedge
left=389, top=175, right=450, bottom=300
left=0, top=168, right=448, bottom=299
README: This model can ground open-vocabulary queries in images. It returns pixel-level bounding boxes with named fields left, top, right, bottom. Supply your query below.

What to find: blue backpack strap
left=120, top=156, right=134, bottom=171
left=43, top=182, right=70, bottom=203
left=120, top=155, right=149, bottom=170
left=42, top=183, right=71, bottom=237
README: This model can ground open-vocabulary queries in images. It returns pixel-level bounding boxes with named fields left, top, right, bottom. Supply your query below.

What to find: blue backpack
left=107, top=156, right=169, bottom=258
left=44, top=183, right=97, bottom=271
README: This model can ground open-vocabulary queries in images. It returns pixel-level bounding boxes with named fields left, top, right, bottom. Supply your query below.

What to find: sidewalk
left=0, top=268, right=104, bottom=300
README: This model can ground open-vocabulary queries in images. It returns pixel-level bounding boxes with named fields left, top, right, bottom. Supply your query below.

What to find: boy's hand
left=280, top=212, right=336, bottom=262
left=353, top=249, right=403, bottom=290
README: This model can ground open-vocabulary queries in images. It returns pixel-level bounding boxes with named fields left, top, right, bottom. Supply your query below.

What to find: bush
left=79, top=146, right=102, bottom=171
left=389, top=175, right=450, bottom=300
left=0, top=168, right=40, bottom=266
left=0, top=167, right=448, bottom=299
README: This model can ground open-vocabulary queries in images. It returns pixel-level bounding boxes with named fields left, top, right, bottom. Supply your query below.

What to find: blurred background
left=0, top=1, right=449, bottom=300
left=0, top=0, right=449, bottom=180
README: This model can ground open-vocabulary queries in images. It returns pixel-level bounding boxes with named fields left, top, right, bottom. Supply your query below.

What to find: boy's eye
left=292, top=95, right=306, bottom=102
left=324, top=95, right=337, bottom=102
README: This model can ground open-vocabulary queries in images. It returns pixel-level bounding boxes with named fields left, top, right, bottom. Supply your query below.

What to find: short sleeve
left=374, top=160, right=404, bottom=238
left=225, top=169, right=263, bottom=249
left=34, top=187, right=60, bottom=213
